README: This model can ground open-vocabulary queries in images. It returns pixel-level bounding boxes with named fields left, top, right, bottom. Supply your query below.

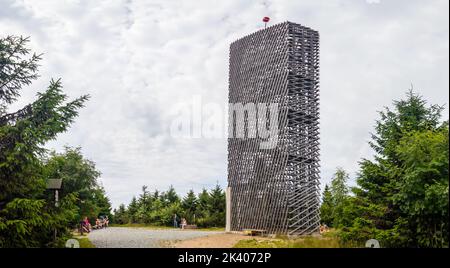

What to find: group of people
left=173, top=214, right=188, bottom=229
left=319, top=224, right=329, bottom=234
left=80, top=216, right=109, bottom=234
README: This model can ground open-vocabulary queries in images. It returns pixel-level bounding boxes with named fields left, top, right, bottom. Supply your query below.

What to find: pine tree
left=196, top=188, right=211, bottom=218
left=94, top=187, right=112, bottom=218
left=330, top=168, right=350, bottom=227
left=345, top=90, right=448, bottom=247
left=0, top=36, right=89, bottom=247
left=152, top=190, right=159, bottom=200
left=394, top=126, right=449, bottom=247
left=182, top=190, right=198, bottom=223
left=127, top=196, right=139, bottom=223
left=136, top=186, right=151, bottom=223
left=0, top=36, right=40, bottom=106
left=163, top=185, right=180, bottom=205
left=114, top=204, right=129, bottom=224
left=209, top=184, right=225, bottom=226
left=320, top=184, right=333, bottom=226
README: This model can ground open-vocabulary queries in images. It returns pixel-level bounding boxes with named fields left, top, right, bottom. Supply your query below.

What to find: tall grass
left=234, top=230, right=358, bottom=248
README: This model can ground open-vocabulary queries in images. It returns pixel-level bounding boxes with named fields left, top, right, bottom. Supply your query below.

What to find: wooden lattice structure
left=227, top=22, right=320, bottom=236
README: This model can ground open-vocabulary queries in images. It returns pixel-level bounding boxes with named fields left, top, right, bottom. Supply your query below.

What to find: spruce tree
left=182, top=190, right=198, bottom=223
left=196, top=188, right=211, bottom=218
left=320, top=184, right=333, bottom=226
left=209, top=184, right=225, bottom=226
left=0, top=35, right=88, bottom=247
left=346, top=90, right=448, bottom=247
left=127, top=196, right=139, bottom=223
left=330, top=168, right=350, bottom=227
left=164, top=185, right=180, bottom=204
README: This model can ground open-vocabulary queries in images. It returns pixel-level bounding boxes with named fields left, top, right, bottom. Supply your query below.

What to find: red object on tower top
left=263, top=17, right=270, bottom=23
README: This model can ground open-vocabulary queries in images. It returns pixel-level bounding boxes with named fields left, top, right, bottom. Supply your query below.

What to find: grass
left=234, top=237, right=340, bottom=248
left=234, top=230, right=344, bottom=248
left=76, top=237, right=96, bottom=248
left=71, top=233, right=95, bottom=248
left=71, top=229, right=96, bottom=248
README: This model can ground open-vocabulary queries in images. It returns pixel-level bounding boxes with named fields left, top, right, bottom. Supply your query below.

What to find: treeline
left=0, top=36, right=111, bottom=247
left=320, top=91, right=449, bottom=248
left=114, top=184, right=226, bottom=228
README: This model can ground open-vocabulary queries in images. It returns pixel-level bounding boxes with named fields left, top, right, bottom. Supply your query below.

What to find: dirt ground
left=172, top=232, right=269, bottom=248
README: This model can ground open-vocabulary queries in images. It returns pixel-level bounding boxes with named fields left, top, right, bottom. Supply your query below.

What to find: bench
left=183, top=224, right=198, bottom=229
left=243, top=229, right=267, bottom=236
left=78, top=223, right=89, bottom=235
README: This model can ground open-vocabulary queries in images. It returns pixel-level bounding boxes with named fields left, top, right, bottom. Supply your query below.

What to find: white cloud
left=1, top=0, right=448, bottom=207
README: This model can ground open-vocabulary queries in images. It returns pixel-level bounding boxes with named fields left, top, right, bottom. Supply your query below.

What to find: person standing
left=173, top=213, right=179, bottom=228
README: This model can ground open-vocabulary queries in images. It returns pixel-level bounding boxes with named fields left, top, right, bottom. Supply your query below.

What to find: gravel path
left=88, top=227, right=223, bottom=248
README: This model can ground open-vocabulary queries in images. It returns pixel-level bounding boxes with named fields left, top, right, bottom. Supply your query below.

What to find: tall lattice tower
left=227, top=21, right=320, bottom=236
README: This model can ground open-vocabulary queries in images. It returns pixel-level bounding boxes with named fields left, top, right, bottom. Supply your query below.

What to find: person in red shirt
left=82, top=216, right=91, bottom=233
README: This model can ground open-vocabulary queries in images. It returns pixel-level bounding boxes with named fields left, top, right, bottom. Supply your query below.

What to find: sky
left=1, top=0, right=448, bottom=208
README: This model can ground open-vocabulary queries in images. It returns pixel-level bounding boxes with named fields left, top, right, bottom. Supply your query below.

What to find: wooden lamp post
left=46, top=179, right=62, bottom=207
left=46, top=179, right=62, bottom=241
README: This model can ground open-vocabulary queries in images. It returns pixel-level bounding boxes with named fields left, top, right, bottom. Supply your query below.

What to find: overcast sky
left=1, top=0, right=448, bottom=208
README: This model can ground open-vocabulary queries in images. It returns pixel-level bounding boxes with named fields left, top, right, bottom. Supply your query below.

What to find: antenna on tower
left=263, top=17, right=270, bottom=29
